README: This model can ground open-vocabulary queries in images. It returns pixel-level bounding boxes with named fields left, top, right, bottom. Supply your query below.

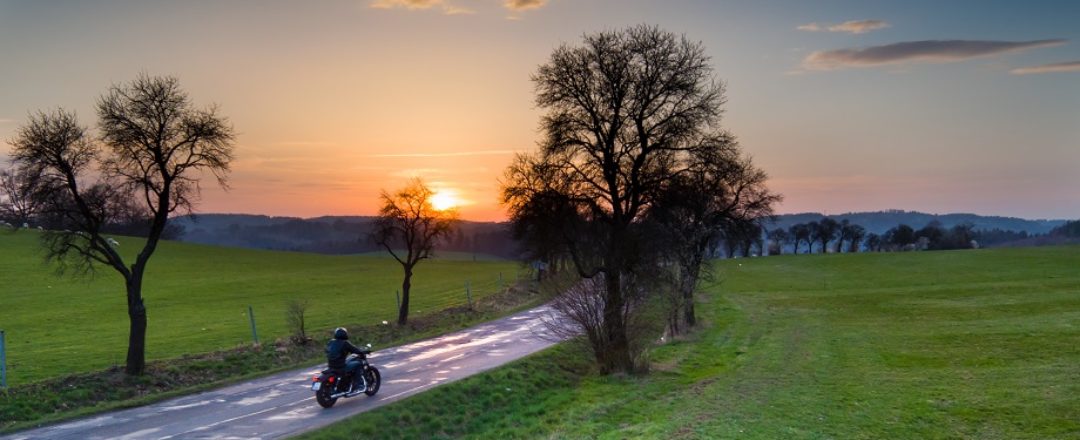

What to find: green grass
left=0, top=230, right=522, bottom=385
left=298, top=245, right=1080, bottom=439
left=0, top=281, right=544, bottom=431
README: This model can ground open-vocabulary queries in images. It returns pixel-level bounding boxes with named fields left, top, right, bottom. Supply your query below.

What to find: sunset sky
left=2, top=0, right=1078, bottom=221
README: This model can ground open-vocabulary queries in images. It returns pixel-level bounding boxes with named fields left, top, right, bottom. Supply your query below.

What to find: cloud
left=504, top=0, right=546, bottom=11
left=370, top=0, right=440, bottom=9
left=829, top=20, right=891, bottom=34
left=798, top=19, right=890, bottom=34
left=801, top=39, right=1066, bottom=71
left=370, top=0, right=546, bottom=17
left=369, top=0, right=474, bottom=15
left=0, top=118, right=13, bottom=124
left=1010, top=60, right=1080, bottom=75
left=443, top=5, right=475, bottom=15
left=271, top=141, right=338, bottom=147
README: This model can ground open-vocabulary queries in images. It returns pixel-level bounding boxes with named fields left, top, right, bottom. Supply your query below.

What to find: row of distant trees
left=734, top=219, right=1056, bottom=257
left=764, top=218, right=867, bottom=255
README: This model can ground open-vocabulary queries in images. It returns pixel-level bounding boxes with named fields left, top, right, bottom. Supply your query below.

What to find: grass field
left=0, top=230, right=521, bottom=385
left=300, top=245, right=1080, bottom=439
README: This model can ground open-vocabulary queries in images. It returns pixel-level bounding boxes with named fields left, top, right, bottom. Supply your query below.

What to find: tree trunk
left=124, top=276, right=147, bottom=376
left=602, top=270, right=633, bottom=374
left=681, top=268, right=698, bottom=328
left=397, top=266, right=413, bottom=325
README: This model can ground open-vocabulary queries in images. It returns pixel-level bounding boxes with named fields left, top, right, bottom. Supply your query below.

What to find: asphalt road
left=3, top=304, right=562, bottom=440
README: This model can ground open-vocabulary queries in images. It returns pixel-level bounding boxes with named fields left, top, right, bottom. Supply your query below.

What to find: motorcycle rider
left=326, top=327, right=366, bottom=392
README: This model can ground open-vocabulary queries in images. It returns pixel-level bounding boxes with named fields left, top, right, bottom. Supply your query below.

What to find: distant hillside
left=171, top=211, right=1070, bottom=256
left=172, top=214, right=518, bottom=258
left=767, top=210, right=1067, bottom=236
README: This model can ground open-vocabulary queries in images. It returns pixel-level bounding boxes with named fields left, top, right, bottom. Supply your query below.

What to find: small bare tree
left=9, top=74, right=234, bottom=375
left=541, top=272, right=664, bottom=373
left=371, top=178, right=457, bottom=325
left=285, top=299, right=311, bottom=344
left=0, top=167, right=39, bottom=226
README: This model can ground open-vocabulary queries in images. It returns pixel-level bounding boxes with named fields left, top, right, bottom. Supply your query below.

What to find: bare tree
left=371, top=178, right=457, bottom=325
left=0, top=167, right=39, bottom=226
left=789, top=223, right=810, bottom=254
left=503, top=25, right=747, bottom=374
left=805, top=222, right=821, bottom=253
left=285, top=299, right=311, bottom=344
left=767, top=228, right=789, bottom=255
left=813, top=218, right=839, bottom=253
left=864, top=233, right=882, bottom=252
left=502, top=153, right=580, bottom=279
left=844, top=223, right=866, bottom=252
left=836, top=219, right=851, bottom=252
left=648, top=141, right=778, bottom=335
left=541, top=273, right=664, bottom=371
left=9, top=74, right=235, bottom=375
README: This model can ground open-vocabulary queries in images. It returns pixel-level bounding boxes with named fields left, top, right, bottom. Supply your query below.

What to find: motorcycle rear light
left=328, top=376, right=335, bottom=383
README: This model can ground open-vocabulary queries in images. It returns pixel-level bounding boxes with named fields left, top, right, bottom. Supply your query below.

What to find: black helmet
left=333, top=327, right=349, bottom=340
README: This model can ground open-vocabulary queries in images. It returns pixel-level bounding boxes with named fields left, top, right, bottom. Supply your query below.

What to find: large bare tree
left=371, top=178, right=457, bottom=325
left=502, top=25, right=747, bottom=374
left=9, top=75, right=234, bottom=375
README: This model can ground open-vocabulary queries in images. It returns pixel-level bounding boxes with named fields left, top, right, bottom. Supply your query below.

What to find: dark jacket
left=325, top=339, right=364, bottom=370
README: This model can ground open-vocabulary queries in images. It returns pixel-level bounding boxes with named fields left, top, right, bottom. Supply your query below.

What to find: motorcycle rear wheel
left=316, top=383, right=338, bottom=408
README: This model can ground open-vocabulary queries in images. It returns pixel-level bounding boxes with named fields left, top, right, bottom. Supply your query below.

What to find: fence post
left=1, top=329, right=6, bottom=389
left=498, top=272, right=504, bottom=291
left=248, top=305, right=259, bottom=345
left=465, top=280, right=472, bottom=310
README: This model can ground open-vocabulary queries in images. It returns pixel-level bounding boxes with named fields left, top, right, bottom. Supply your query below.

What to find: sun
left=430, top=191, right=459, bottom=211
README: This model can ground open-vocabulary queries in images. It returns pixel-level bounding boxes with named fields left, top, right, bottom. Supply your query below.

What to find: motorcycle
left=311, top=344, right=382, bottom=408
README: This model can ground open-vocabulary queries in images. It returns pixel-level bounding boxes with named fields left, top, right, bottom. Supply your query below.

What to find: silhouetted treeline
left=1051, top=220, right=1080, bottom=238
left=171, top=214, right=519, bottom=257
left=754, top=216, right=1068, bottom=256
left=769, top=210, right=1064, bottom=236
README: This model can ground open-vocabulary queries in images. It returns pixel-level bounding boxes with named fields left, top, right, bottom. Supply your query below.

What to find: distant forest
left=172, top=214, right=518, bottom=258
left=165, top=211, right=1074, bottom=260
left=767, top=210, right=1064, bottom=236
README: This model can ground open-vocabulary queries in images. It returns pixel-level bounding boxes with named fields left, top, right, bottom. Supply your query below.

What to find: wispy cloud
left=370, top=0, right=474, bottom=15
left=801, top=39, right=1066, bottom=71
left=371, top=0, right=440, bottom=9
left=1010, top=60, right=1080, bottom=75
left=370, top=0, right=546, bottom=17
left=0, top=118, right=13, bottom=124
left=271, top=141, right=338, bottom=147
left=798, top=19, right=890, bottom=34
left=370, top=149, right=519, bottom=158
left=504, top=0, right=546, bottom=11
left=444, top=4, right=475, bottom=15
